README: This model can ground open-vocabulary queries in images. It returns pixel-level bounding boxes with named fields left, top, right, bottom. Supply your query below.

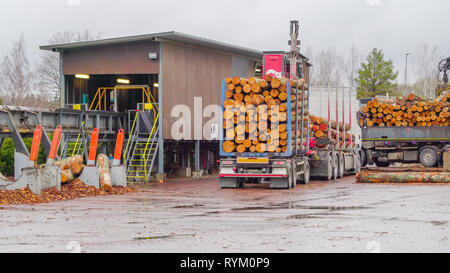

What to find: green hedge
left=0, top=138, right=47, bottom=176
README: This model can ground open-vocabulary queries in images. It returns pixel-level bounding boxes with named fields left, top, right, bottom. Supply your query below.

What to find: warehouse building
left=40, top=31, right=265, bottom=180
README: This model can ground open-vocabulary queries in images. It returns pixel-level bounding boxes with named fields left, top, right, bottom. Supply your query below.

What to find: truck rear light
left=222, top=160, right=233, bottom=165
left=274, top=161, right=285, bottom=165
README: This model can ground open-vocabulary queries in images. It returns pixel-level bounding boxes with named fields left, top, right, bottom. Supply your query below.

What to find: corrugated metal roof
left=40, top=31, right=263, bottom=59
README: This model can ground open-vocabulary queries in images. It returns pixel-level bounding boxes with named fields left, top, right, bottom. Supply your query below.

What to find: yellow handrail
left=123, top=111, right=138, bottom=163
left=71, top=121, right=85, bottom=156
left=143, top=112, right=159, bottom=179
left=89, top=86, right=158, bottom=111
left=89, top=88, right=100, bottom=110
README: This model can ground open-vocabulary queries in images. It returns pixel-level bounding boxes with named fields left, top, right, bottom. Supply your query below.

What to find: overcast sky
left=1, top=0, right=449, bottom=83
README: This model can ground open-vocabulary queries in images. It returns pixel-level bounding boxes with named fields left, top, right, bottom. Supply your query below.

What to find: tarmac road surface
left=0, top=175, right=449, bottom=252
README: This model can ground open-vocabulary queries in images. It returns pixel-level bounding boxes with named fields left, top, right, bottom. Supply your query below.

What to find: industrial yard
left=0, top=0, right=449, bottom=259
left=2, top=176, right=449, bottom=253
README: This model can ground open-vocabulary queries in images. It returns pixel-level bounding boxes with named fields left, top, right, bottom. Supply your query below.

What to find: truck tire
left=326, top=155, right=333, bottom=181
left=419, top=147, right=438, bottom=167
left=360, top=149, right=368, bottom=167
left=375, top=161, right=390, bottom=167
left=333, top=153, right=338, bottom=180
left=299, top=159, right=310, bottom=184
left=286, top=165, right=293, bottom=189
left=338, top=154, right=344, bottom=178
left=292, top=161, right=298, bottom=187
left=350, top=153, right=361, bottom=175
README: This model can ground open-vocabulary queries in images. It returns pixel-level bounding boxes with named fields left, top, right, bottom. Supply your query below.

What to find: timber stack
left=309, top=114, right=355, bottom=147
left=222, top=75, right=308, bottom=154
left=360, top=91, right=450, bottom=127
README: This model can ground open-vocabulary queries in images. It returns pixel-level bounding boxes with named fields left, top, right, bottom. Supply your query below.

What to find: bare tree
left=0, top=34, right=35, bottom=106
left=412, top=43, right=443, bottom=98
left=36, top=30, right=102, bottom=100
left=310, top=47, right=345, bottom=86
left=344, top=43, right=362, bottom=87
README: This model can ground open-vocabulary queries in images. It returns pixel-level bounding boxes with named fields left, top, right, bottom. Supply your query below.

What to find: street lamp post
left=405, top=52, right=411, bottom=86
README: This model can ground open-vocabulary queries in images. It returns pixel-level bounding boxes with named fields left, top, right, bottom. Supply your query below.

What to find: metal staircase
left=124, top=103, right=160, bottom=182
left=60, top=128, right=88, bottom=158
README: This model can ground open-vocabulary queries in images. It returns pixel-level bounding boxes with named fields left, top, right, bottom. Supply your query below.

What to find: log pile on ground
left=97, top=154, right=112, bottom=191
left=54, top=155, right=84, bottom=183
left=222, top=75, right=308, bottom=154
left=360, top=91, right=450, bottom=127
left=0, top=179, right=137, bottom=205
left=357, top=167, right=450, bottom=183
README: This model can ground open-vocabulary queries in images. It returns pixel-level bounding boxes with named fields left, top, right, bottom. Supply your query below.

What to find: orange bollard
left=29, top=125, right=43, bottom=162
left=87, top=128, right=99, bottom=165
left=113, top=129, right=124, bottom=165
left=48, top=125, right=62, bottom=161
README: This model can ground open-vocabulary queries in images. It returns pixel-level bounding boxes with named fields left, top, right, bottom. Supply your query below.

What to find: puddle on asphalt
left=231, top=204, right=371, bottom=211
left=134, top=233, right=195, bottom=240
left=172, top=204, right=205, bottom=209
left=429, top=221, right=447, bottom=226
left=287, top=214, right=322, bottom=219
left=287, top=212, right=343, bottom=219
left=182, top=204, right=370, bottom=218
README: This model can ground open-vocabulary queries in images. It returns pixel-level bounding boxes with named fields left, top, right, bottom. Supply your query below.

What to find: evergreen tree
left=355, top=48, right=398, bottom=98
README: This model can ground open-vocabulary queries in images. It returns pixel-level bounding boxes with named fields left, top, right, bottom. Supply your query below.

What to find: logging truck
left=218, top=20, right=311, bottom=189
left=218, top=77, right=311, bottom=189
left=307, top=87, right=361, bottom=180
left=359, top=93, right=450, bottom=168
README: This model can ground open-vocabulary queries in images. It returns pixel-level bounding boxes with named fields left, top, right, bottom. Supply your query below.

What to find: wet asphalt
left=0, top=175, right=449, bottom=252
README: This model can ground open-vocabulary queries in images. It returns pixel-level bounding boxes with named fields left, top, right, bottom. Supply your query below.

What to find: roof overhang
left=40, top=31, right=263, bottom=60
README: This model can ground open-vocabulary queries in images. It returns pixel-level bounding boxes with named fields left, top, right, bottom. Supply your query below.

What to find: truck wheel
left=338, top=154, right=344, bottom=178
left=360, top=149, right=368, bottom=167
left=375, top=161, right=390, bottom=167
left=333, top=153, right=338, bottom=180
left=238, top=178, right=245, bottom=188
left=292, top=162, right=298, bottom=187
left=419, top=147, right=438, bottom=167
left=286, top=165, right=293, bottom=189
left=299, top=160, right=310, bottom=184
left=326, top=155, right=333, bottom=181
left=350, top=153, right=361, bottom=174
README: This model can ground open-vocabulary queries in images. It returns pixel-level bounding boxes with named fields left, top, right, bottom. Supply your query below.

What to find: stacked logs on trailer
left=222, top=75, right=308, bottom=154
left=360, top=91, right=450, bottom=127
left=309, top=115, right=355, bottom=147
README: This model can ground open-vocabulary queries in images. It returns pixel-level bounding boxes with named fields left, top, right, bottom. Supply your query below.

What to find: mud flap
left=219, top=177, right=240, bottom=188
left=269, top=178, right=290, bottom=189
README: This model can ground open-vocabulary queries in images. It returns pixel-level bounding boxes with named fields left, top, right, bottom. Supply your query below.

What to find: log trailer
left=359, top=97, right=450, bottom=168
left=218, top=20, right=311, bottom=189
left=308, top=87, right=361, bottom=180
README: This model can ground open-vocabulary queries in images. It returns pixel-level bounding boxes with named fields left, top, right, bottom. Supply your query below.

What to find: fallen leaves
left=0, top=179, right=137, bottom=205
